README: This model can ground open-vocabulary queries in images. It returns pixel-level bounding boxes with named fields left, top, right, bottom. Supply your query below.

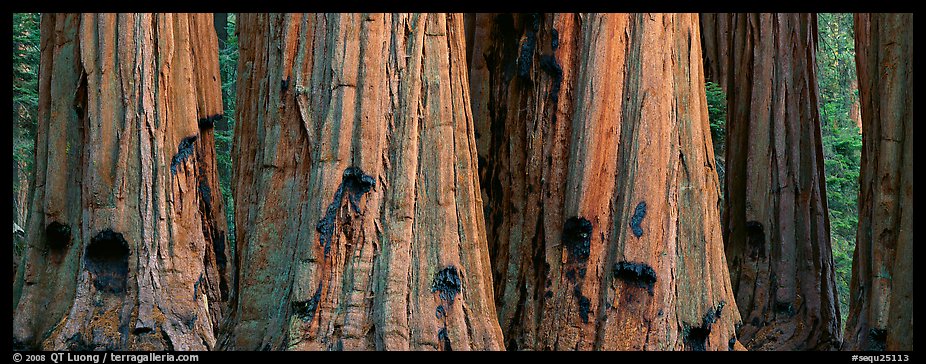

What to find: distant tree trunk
left=468, top=13, right=741, bottom=351
left=842, top=13, right=913, bottom=352
left=13, top=137, right=30, bottom=285
left=13, top=156, right=30, bottom=228
left=723, top=13, right=841, bottom=351
left=12, top=13, right=228, bottom=351
left=222, top=13, right=504, bottom=351
left=849, top=79, right=862, bottom=133
left=214, top=13, right=228, bottom=49
left=699, top=13, right=731, bottom=91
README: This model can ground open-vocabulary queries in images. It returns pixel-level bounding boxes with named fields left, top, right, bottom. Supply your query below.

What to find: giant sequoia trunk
left=468, top=13, right=741, bottom=351
left=843, top=13, right=913, bottom=352
left=12, top=13, right=229, bottom=351
left=699, top=13, right=732, bottom=91
left=222, top=13, right=504, bottom=350
left=723, top=13, right=841, bottom=351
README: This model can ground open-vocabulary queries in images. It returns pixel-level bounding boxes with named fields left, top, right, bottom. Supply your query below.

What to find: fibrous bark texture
left=699, top=13, right=732, bottom=90
left=12, top=13, right=229, bottom=351
left=223, top=13, right=504, bottom=351
left=723, top=13, right=841, bottom=351
left=842, top=13, right=913, bottom=352
left=468, top=13, right=740, bottom=351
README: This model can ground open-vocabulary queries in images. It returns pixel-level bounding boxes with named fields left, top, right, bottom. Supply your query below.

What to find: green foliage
left=13, top=13, right=41, bottom=249
left=13, top=13, right=41, bottom=176
left=217, top=15, right=239, bottom=244
left=817, top=13, right=862, bottom=329
left=704, top=81, right=727, bottom=197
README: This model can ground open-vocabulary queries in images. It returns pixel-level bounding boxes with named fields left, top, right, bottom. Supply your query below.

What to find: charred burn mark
left=432, top=266, right=463, bottom=303
left=85, top=229, right=130, bottom=294
left=342, top=167, right=376, bottom=211
left=577, top=296, right=591, bottom=323
left=517, top=13, right=541, bottom=79
left=572, top=286, right=592, bottom=324
left=435, top=305, right=446, bottom=319
left=293, top=284, right=323, bottom=323
left=563, top=217, right=592, bottom=263
left=437, top=327, right=453, bottom=351
left=517, top=32, right=535, bottom=79
left=613, top=261, right=658, bottom=295
left=728, top=337, right=737, bottom=351
left=315, top=167, right=376, bottom=256
left=565, top=268, right=576, bottom=282
left=46, top=221, right=71, bottom=251
left=184, top=313, right=197, bottom=330
left=161, top=329, right=175, bottom=351
left=132, top=327, right=154, bottom=335
left=212, top=231, right=227, bottom=268
left=281, top=76, right=290, bottom=92
left=539, top=55, right=563, bottom=102
left=775, top=301, right=794, bottom=316
left=197, top=114, right=223, bottom=130
left=630, top=201, right=647, bottom=237
left=193, top=273, right=203, bottom=300
left=170, top=136, right=198, bottom=175
left=745, top=220, right=766, bottom=259
left=684, top=323, right=710, bottom=351
left=868, top=328, right=887, bottom=351
left=683, top=301, right=725, bottom=351
left=198, top=180, right=212, bottom=212
left=562, top=217, right=593, bottom=323
left=211, top=230, right=229, bottom=301
left=551, top=28, right=559, bottom=50
left=544, top=263, right=552, bottom=288
left=544, top=290, right=553, bottom=299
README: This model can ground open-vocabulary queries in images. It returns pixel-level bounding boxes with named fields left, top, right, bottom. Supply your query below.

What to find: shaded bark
left=469, top=13, right=741, bottom=351
left=842, top=13, right=913, bottom=352
left=723, top=13, right=841, bottom=351
left=221, top=13, right=503, bottom=351
left=12, top=13, right=228, bottom=351
left=699, top=13, right=732, bottom=91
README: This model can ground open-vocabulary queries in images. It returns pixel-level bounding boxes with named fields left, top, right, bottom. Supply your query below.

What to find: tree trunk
left=468, top=13, right=741, bottom=351
left=723, top=13, right=841, bottom=351
left=13, top=144, right=29, bottom=285
left=849, top=79, right=862, bottom=133
left=842, top=13, right=913, bottom=352
left=12, top=13, right=229, bottom=351
left=13, top=168, right=29, bottom=229
left=221, top=13, right=504, bottom=351
left=699, top=13, right=732, bottom=91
